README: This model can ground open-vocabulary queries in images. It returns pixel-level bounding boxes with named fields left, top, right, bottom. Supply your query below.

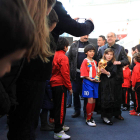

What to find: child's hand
left=132, top=87, right=135, bottom=91
left=114, top=61, right=121, bottom=65
left=69, top=89, right=73, bottom=95
left=91, top=79, right=101, bottom=82
left=101, top=68, right=107, bottom=74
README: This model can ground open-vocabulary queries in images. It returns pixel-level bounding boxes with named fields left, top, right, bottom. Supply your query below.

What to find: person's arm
left=60, top=56, right=72, bottom=90
left=53, top=1, right=94, bottom=37
left=131, top=67, right=137, bottom=89
left=119, top=47, right=129, bottom=66
left=0, top=81, right=11, bottom=115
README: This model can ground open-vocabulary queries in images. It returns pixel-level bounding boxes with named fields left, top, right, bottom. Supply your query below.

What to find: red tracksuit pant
left=52, top=85, right=67, bottom=133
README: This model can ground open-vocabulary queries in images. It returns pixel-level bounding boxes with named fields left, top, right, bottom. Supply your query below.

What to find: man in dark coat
left=97, top=32, right=129, bottom=120
left=67, top=35, right=97, bottom=118
left=52, top=0, right=94, bottom=43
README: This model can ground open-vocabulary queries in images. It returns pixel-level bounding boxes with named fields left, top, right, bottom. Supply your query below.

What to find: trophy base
left=95, top=76, right=100, bottom=81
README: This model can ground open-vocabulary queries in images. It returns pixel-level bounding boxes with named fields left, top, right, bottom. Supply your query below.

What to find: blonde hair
left=25, top=0, right=53, bottom=62
left=102, top=48, right=116, bottom=63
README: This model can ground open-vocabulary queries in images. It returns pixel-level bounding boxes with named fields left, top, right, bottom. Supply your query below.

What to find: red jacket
left=80, top=58, right=97, bottom=78
left=132, top=62, right=140, bottom=87
left=50, top=50, right=72, bottom=90
left=122, top=67, right=131, bottom=88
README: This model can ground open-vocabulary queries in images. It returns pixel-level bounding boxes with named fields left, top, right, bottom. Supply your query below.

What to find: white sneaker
left=86, top=119, right=96, bottom=127
left=63, top=125, right=70, bottom=132
left=54, top=130, right=71, bottom=139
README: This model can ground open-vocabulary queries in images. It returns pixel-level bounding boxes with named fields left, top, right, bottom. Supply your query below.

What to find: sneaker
left=122, top=107, right=127, bottom=111
left=63, top=125, right=70, bottom=132
left=129, top=109, right=135, bottom=113
left=130, top=112, right=140, bottom=116
left=129, top=112, right=137, bottom=115
left=54, top=130, right=70, bottom=139
left=86, top=119, right=96, bottom=127
left=49, top=118, right=54, bottom=124
left=130, top=101, right=134, bottom=106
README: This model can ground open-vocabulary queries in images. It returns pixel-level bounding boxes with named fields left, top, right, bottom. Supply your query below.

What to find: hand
left=132, top=87, right=135, bottom=91
left=114, top=61, right=121, bottom=65
left=69, top=89, right=73, bottom=95
left=100, top=68, right=107, bottom=74
left=91, top=79, right=101, bottom=82
left=86, top=18, right=93, bottom=23
left=73, top=17, right=79, bottom=21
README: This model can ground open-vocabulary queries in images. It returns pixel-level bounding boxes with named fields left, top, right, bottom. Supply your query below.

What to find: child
left=130, top=52, right=140, bottom=116
left=99, top=48, right=117, bottom=125
left=80, top=44, right=99, bottom=127
left=122, top=62, right=131, bottom=111
left=50, top=37, right=73, bottom=139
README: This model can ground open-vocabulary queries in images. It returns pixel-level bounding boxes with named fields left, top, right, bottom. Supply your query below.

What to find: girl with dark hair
left=99, top=48, right=117, bottom=125
left=50, top=37, right=72, bottom=139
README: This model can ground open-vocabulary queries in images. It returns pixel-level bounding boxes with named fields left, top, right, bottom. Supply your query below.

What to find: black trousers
left=122, top=87, right=130, bottom=108
left=8, top=79, right=45, bottom=140
left=135, top=82, right=140, bottom=113
left=52, top=85, right=67, bottom=133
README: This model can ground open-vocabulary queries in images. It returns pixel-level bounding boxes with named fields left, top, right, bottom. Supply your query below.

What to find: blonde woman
left=8, top=0, right=56, bottom=140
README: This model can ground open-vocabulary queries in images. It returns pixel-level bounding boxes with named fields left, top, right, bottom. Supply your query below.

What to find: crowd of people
left=0, top=0, right=140, bottom=140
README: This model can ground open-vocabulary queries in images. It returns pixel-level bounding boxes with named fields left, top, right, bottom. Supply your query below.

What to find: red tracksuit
left=122, top=67, right=131, bottom=108
left=131, top=62, right=140, bottom=113
left=50, top=50, right=72, bottom=133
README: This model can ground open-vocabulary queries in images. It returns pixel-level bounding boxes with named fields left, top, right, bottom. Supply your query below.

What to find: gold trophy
left=95, top=59, right=107, bottom=81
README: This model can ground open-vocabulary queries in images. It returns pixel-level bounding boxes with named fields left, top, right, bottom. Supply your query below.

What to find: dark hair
left=48, top=9, right=59, bottom=28
left=47, top=0, right=56, bottom=8
left=84, top=44, right=96, bottom=53
left=99, top=35, right=106, bottom=41
left=56, top=37, right=69, bottom=51
left=0, top=0, right=35, bottom=59
left=132, top=46, right=136, bottom=51
left=125, top=49, right=128, bottom=54
left=103, top=48, right=116, bottom=63
left=133, top=52, right=140, bottom=62
left=136, top=44, right=140, bottom=52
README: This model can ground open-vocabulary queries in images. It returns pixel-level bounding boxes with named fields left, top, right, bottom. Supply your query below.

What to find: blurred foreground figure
left=0, top=0, right=35, bottom=77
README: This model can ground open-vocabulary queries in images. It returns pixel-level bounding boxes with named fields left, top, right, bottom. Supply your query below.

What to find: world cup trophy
left=95, top=59, right=107, bottom=81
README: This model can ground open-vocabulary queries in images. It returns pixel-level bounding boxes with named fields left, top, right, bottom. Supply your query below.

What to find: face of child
left=0, top=49, right=26, bottom=77
left=104, top=52, right=113, bottom=61
left=134, top=58, right=137, bottom=64
left=64, top=46, right=68, bottom=52
left=86, top=50, right=95, bottom=58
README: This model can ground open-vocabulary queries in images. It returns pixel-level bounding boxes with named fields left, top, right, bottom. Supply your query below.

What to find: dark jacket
left=67, top=40, right=97, bottom=80
left=0, top=59, right=25, bottom=115
left=97, top=43, right=129, bottom=84
left=52, top=1, right=94, bottom=43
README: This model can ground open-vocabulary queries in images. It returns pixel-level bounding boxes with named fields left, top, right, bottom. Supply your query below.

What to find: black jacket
left=0, top=59, right=24, bottom=115
left=67, top=40, right=97, bottom=80
left=52, top=1, right=94, bottom=43
left=97, top=43, right=129, bottom=84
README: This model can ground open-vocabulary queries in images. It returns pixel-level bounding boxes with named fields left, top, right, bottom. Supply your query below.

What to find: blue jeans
left=67, top=91, right=72, bottom=105
left=72, top=72, right=82, bottom=113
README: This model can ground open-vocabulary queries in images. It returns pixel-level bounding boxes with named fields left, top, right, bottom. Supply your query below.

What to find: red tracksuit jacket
left=50, top=50, right=72, bottom=90
left=122, top=67, right=131, bottom=88
left=131, top=62, right=140, bottom=88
